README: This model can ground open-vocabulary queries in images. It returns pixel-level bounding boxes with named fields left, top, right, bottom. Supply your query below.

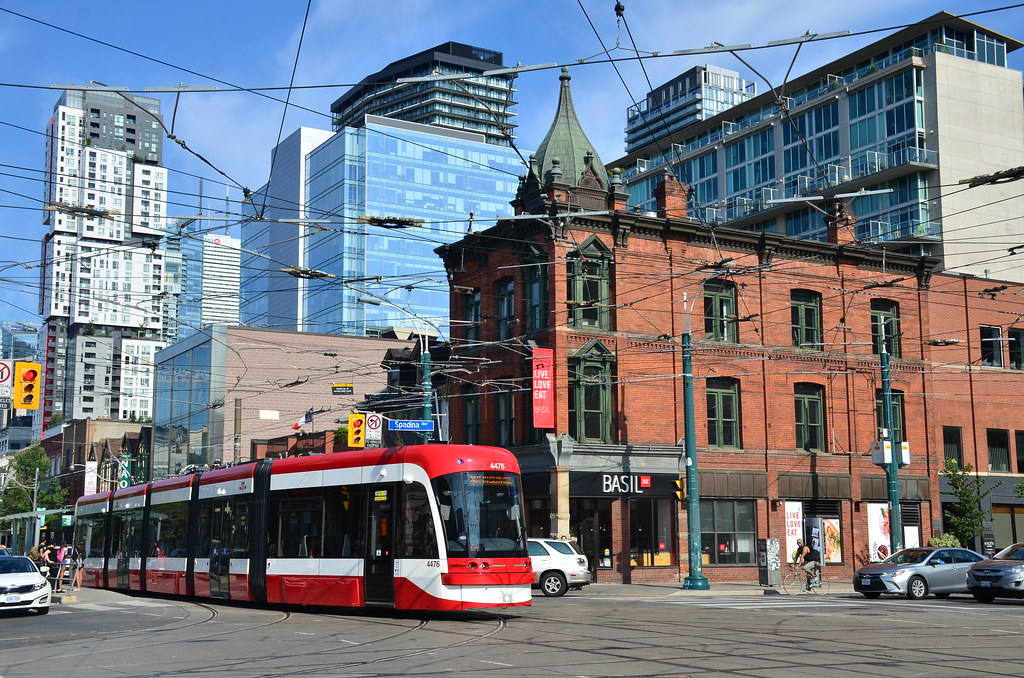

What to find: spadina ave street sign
left=387, top=419, right=434, bottom=431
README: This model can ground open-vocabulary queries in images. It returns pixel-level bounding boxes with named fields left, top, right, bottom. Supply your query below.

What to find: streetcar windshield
left=433, top=471, right=527, bottom=558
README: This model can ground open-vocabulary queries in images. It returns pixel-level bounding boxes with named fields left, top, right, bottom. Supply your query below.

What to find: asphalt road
left=2, top=587, right=1023, bottom=677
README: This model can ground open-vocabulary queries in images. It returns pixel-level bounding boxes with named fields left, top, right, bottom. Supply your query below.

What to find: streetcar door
left=114, top=514, right=132, bottom=589
left=208, top=498, right=232, bottom=599
left=364, top=484, right=396, bottom=606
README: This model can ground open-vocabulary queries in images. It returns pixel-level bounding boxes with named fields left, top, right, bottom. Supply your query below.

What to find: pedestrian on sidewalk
left=72, top=541, right=85, bottom=590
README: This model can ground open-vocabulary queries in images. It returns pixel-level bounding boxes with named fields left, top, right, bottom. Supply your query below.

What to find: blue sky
left=1, top=0, right=1023, bottom=324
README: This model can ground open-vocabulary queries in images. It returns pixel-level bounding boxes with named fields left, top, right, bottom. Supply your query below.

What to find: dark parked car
left=967, top=542, right=1024, bottom=603
left=854, top=547, right=984, bottom=599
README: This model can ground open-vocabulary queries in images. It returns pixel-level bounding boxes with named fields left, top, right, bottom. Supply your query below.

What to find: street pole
left=682, top=328, right=710, bottom=590
left=32, top=467, right=40, bottom=547
left=880, top=323, right=904, bottom=555
left=358, top=295, right=436, bottom=444
left=420, top=343, right=432, bottom=444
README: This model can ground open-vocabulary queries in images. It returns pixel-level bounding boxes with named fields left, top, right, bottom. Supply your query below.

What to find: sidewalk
left=582, top=579, right=855, bottom=597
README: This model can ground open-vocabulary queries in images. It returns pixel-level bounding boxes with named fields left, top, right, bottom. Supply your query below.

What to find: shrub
left=927, top=533, right=961, bottom=548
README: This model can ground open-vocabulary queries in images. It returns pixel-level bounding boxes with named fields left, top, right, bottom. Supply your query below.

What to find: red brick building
left=436, top=69, right=1024, bottom=584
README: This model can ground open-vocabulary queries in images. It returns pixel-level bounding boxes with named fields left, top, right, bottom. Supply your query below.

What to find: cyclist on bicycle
left=799, top=544, right=821, bottom=590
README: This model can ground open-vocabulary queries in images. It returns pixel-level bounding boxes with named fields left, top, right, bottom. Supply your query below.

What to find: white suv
left=528, top=538, right=591, bottom=597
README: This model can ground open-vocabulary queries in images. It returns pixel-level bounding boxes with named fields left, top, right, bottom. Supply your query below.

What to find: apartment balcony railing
left=621, top=41, right=984, bottom=181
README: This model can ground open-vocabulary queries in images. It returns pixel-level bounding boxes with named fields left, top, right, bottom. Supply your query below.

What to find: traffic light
left=13, top=361, right=41, bottom=410
left=348, top=413, right=366, bottom=448
left=674, top=478, right=685, bottom=501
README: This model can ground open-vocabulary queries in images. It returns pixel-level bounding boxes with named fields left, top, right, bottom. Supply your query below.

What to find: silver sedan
left=853, top=547, right=985, bottom=599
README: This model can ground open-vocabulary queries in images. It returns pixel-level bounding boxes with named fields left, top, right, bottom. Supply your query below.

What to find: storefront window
left=993, top=505, right=1024, bottom=546
left=527, top=498, right=550, bottom=538
left=700, top=499, right=755, bottom=565
left=630, top=498, right=676, bottom=566
left=571, top=498, right=612, bottom=568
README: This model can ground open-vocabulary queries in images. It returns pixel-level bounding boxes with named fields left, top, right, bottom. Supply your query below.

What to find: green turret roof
left=533, top=67, right=606, bottom=189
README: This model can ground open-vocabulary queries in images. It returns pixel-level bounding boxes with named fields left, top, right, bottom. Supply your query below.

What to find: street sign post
left=366, top=413, right=383, bottom=446
left=0, top=360, right=12, bottom=407
left=387, top=419, right=434, bottom=432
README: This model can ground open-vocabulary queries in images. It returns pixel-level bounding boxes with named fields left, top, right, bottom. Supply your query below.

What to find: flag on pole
left=292, top=409, right=313, bottom=430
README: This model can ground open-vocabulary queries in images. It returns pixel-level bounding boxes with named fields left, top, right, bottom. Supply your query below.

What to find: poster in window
left=822, top=517, right=841, bottom=563
left=867, top=502, right=890, bottom=562
left=784, top=501, right=803, bottom=564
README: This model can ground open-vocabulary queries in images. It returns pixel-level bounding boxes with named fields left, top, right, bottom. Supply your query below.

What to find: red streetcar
left=74, top=445, right=533, bottom=611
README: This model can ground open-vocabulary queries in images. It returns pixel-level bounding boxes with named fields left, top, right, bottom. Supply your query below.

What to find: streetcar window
left=401, top=483, right=438, bottom=559
left=112, top=508, right=144, bottom=559
left=74, top=515, right=106, bottom=559
left=323, top=486, right=363, bottom=558
left=275, top=497, right=322, bottom=558
left=432, top=472, right=527, bottom=558
left=232, top=498, right=250, bottom=559
left=268, top=486, right=365, bottom=559
left=148, top=500, right=188, bottom=558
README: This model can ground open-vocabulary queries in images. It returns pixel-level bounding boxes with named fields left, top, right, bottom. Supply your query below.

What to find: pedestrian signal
left=674, top=478, right=685, bottom=501
left=13, top=362, right=41, bottom=410
left=348, top=413, right=366, bottom=448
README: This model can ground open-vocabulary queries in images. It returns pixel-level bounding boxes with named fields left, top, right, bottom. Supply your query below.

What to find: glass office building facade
left=301, top=116, right=524, bottom=334
left=152, top=331, right=217, bottom=478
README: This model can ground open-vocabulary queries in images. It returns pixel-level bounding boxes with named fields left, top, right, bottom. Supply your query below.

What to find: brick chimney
left=653, top=170, right=688, bottom=220
left=825, top=202, right=857, bottom=244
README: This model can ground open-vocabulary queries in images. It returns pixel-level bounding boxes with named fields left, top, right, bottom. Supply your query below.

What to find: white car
left=528, top=538, right=591, bottom=597
left=0, top=556, right=51, bottom=615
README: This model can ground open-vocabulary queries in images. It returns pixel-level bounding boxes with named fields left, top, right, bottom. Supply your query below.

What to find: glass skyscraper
left=242, top=116, right=524, bottom=335
left=304, top=116, right=523, bottom=334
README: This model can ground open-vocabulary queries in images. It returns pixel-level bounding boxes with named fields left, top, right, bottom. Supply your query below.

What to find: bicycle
left=781, top=565, right=830, bottom=595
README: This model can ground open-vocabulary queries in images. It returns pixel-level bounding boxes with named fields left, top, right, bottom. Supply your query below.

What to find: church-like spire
left=533, top=67, right=607, bottom=190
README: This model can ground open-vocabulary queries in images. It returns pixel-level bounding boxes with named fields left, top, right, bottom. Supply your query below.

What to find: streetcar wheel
left=906, top=576, right=928, bottom=600
left=540, top=571, right=568, bottom=597
left=861, top=592, right=882, bottom=599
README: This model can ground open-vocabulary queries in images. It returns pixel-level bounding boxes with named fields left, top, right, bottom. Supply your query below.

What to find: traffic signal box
left=674, top=478, right=685, bottom=501
left=348, top=413, right=366, bottom=448
left=13, top=362, right=41, bottom=410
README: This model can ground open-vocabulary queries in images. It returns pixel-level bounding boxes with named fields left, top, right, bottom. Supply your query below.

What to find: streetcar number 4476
left=489, top=462, right=505, bottom=470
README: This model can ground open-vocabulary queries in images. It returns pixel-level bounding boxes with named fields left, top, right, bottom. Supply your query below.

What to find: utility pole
left=420, top=346, right=432, bottom=444
left=681, top=297, right=709, bottom=590
left=880, top=321, right=904, bottom=555
left=32, top=467, right=40, bottom=547
left=233, top=398, right=243, bottom=463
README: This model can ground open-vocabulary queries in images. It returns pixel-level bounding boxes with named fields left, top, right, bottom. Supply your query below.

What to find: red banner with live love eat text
left=532, top=347, right=555, bottom=428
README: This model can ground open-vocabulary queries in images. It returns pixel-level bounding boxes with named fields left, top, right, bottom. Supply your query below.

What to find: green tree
left=940, top=458, right=1000, bottom=546
left=0, top=445, right=68, bottom=518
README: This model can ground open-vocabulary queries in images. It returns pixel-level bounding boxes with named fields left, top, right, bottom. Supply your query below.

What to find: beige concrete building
left=151, top=325, right=412, bottom=477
